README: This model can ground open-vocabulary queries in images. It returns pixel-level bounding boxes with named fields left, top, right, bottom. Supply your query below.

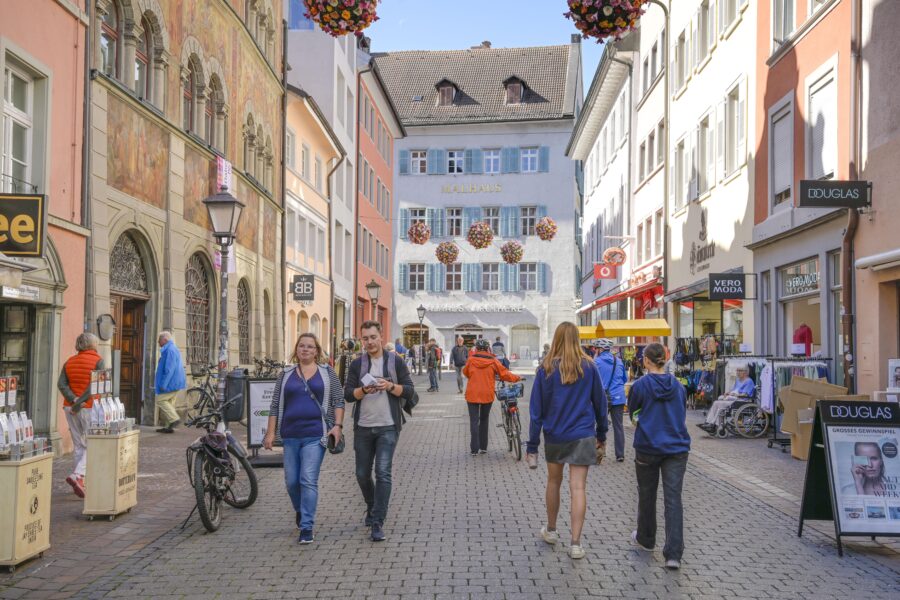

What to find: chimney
left=471, top=40, right=492, bottom=49
left=571, top=34, right=582, bottom=43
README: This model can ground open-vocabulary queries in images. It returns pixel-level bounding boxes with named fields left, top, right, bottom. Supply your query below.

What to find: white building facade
left=374, top=40, right=583, bottom=360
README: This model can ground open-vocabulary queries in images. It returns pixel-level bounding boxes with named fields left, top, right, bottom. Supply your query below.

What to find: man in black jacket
left=450, top=337, right=469, bottom=394
left=344, top=320, right=415, bottom=542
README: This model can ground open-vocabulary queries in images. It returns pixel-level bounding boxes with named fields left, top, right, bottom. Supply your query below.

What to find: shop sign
left=708, top=273, right=747, bottom=300
left=594, top=263, right=617, bottom=280
left=292, top=274, right=315, bottom=302
left=216, top=157, right=234, bottom=193
left=798, top=180, right=870, bottom=209
left=799, top=400, right=900, bottom=555
left=689, top=207, right=715, bottom=276
left=781, top=259, right=819, bottom=296
left=1, top=284, right=39, bottom=302
left=425, top=305, right=523, bottom=313
left=441, top=184, right=502, bottom=194
left=0, top=194, right=47, bottom=257
left=246, top=379, right=277, bottom=448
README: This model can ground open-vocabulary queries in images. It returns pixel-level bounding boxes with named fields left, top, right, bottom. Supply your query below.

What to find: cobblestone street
left=2, top=373, right=899, bottom=599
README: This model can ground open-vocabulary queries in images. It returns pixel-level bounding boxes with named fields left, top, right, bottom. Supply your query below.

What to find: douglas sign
left=798, top=180, right=870, bottom=209
left=708, top=273, right=746, bottom=300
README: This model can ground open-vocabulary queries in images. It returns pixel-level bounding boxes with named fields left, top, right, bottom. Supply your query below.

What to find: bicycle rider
left=698, top=366, right=755, bottom=434
left=461, top=339, right=521, bottom=456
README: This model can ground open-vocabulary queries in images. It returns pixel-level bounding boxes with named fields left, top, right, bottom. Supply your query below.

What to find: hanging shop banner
left=246, top=378, right=277, bottom=448
left=799, top=400, right=900, bottom=555
left=594, top=263, right=617, bottom=280
left=0, top=194, right=47, bottom=257
left=292, top=274, right=315, bottom=302
left=798, top=180, right=871, bottom=209
left=708, top=273, right=747, bottom=300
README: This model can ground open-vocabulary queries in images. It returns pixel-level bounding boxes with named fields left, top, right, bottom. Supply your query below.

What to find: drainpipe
left=82, top=0, right=93, bottom=331
left=843, top=0, right=862, bottom=392
left=648, top=0, right=670, bottom=327
left=354, top=66, right=370, bottom=344
left=280, top=19, right=288, bottom=359
left=326, top=152, right=345, bottom=361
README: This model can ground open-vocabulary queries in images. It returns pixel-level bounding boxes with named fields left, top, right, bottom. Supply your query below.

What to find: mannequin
left=793, top=323, right=813, bottom=356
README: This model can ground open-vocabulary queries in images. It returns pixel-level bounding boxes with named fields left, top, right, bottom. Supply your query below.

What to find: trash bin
left=224, top=368, right=247, bottom=422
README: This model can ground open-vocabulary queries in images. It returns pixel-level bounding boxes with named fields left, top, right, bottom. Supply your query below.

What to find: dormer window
left=438, top=84, right=455, bottom=106
left=507, top=82, right=523, bottom=104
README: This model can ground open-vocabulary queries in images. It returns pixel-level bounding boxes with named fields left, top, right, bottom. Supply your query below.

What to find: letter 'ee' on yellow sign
left=0, top=195, right=46, bottom=257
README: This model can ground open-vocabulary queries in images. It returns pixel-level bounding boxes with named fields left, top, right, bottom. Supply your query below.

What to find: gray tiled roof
left=372, top=44, right=577, bottom=127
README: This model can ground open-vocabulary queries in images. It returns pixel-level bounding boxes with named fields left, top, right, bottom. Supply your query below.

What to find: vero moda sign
left=798, top=180, right=870, bottom=209
left=708, top=273, right=746, bottom=300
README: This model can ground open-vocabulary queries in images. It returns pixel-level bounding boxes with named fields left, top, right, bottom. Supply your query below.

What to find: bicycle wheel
left=734, top=404, right=769, bottom=439
left=185, top=387, right=212, bottom=421
left=504, top=410, right=514, bottom=452
left=511, top=410, right=522, bottom=461
left=192, top=451, right=222, bottom=532
left=223, top=446, right=258, bottom=509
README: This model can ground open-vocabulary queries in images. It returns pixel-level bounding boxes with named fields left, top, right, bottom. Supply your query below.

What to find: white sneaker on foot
left=540, top=526, right=559, bottom=545
left=526, top=453, right=538, bottom=469
left=568, top=544, right=585, bottom=559
left=665, top=558, right=681, bottom=570
left=631, top=530, right=653, bottom=551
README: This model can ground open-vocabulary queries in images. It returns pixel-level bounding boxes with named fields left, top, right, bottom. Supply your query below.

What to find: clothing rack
left=765, top=356, right=832, bottom=452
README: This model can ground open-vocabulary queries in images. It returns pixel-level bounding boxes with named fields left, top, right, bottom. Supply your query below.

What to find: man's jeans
left=455, top=366, right=466, bottom=393
left=467, top=402, right=492, bottom=453
left=634, top=451, right=688, bottom=561
left=354, top=425, right=399, bottom=525
left=282, top=437, right=326, bottom=530
left=609, top=404, right=625, bottom=459
left=428, top=368, right=439, bottom=390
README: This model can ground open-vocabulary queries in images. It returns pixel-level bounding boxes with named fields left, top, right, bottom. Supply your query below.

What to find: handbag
left=297, top=367, right=345, bottom=454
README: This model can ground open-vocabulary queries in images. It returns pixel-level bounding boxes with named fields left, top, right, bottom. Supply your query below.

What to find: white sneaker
left=631, top=530, right=653, bottom=551
left=526, top=453, right=538, bottom=469
left=540, top=526, right=559, bottom=545
left=665, top=558, right=681, bottom=570
left=568, top=544, right=585, bottom=559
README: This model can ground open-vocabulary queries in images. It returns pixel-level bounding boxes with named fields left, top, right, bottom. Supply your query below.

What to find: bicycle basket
left=497, top=383, right=524, bottom=401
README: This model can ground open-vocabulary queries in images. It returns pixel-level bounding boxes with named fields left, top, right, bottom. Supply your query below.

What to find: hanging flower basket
left=467, top=221, right=494, bottom=250
left=435, top=241, right=460, bottom=265
left=303, top=0, right=380, bottom=38
left=535, top=216, right=558, bottom=241
left=602, top=246, right=627, bottom=266
left=564, top=0, right=646, bottom=42
left=500, top=240, right=524, bottom=265
left=407, top=221, right=431, bottom=245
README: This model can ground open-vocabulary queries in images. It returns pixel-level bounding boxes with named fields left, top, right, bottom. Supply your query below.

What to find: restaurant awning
left=596, top=319, right=672, bottom=338
left=576, top=278, right=661, bottom=315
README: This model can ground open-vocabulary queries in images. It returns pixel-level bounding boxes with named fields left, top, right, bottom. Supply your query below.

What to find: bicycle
left=496, top=379, right=526, bottom=461
left=253, top=357, right=287, bottom=378
left=185, top=364, right=219, bottom=421
left=184, top=397, right=258, bottom=532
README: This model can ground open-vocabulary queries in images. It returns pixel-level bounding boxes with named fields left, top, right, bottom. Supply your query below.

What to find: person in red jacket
left=57, top=333, right=105, bottom=498
left=461, top=339, right=521, bottom=455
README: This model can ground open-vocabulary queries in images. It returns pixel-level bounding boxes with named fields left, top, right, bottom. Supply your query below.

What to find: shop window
left=678, top=301, right=694, bottom=338
left=185, top=253, right=213, bottom=367
left=238, top=280, right=251, bottom=364
left=0, top=305, right=32, bottom=412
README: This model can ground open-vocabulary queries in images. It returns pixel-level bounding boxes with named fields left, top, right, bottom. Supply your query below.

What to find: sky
left=363, top=0, right=604, bottom=91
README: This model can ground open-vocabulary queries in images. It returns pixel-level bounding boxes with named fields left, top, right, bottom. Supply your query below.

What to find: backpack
left=359, top=351, right=418, bottom=415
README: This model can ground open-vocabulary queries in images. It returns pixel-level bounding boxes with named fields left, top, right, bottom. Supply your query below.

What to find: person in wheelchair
left=698, top=366, right=755, bottom=434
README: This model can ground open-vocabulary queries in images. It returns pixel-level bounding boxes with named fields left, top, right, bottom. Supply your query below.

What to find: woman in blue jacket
left=593, top=338, right=628, bottom=461
left=627, top=342, right=691, bottom=570
left=526, top=322, right=608, bottom=560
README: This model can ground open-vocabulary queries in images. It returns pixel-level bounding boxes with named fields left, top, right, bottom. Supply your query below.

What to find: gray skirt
left=544, top=436, right=597, bottom=465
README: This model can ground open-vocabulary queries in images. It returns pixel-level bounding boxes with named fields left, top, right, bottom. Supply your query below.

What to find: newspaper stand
left=82, top=369, right=138, bottom=520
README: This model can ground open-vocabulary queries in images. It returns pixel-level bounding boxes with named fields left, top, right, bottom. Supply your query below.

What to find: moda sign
left=798, top=180, right=870, bottom=209
left=708, top=273, right=746, bottom=300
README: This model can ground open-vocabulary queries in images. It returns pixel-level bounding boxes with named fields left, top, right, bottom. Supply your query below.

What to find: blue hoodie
left=155, top=340, right=187, bottom=394
left=627, top=373, right=691, bottom=455
left=593, top=351, right=627, bottom=406
left=527, top=359, right=608, bottom=454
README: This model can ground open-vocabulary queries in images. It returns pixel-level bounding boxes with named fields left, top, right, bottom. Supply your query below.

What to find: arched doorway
left=109, top=231, right=157, bottom=420
left=510, top=324, right=540, bottom=360
left=402, top=323, right=429, bottom=349
left=453, top=323, right=483, bottom=347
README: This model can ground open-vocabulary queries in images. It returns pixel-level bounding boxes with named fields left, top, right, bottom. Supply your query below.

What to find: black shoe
left=364, top=509, right=374, bottom=527
left=157, top=427, right=174, bottom=434
left=616, top=457, right=625, bottom=462
left=370, top=523, right=385, bottom=542
left=470, top=450, right=478, bottom=456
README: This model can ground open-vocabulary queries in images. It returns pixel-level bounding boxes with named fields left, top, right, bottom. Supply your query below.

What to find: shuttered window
left=808, top=73, right=836, bottom=180
left=771, top=107, right=793, bottom=206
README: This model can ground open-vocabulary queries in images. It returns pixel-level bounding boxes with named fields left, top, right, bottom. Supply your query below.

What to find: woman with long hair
left=627, top=342, right=691, bottom=570
left=263, top=333, right=344, bottom=544
left=844, top=442, right=887, bottom=496
left=526, top=322, right=608, bottom=559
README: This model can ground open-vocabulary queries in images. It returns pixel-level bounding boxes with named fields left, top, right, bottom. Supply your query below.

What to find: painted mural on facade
left=183, top=147, right=213, bottom=230
left=107, top=94, right=169, bottom=209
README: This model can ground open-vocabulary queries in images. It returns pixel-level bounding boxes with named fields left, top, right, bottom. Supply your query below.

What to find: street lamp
left=365, top=279, right=381, bottom=321
left=203, top=188, right=244, bottom=413
left=416, top=304, right=426, bottom=375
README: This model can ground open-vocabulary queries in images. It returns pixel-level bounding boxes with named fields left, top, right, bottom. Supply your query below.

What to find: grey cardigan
left=269, top=364, right=344, bottom=447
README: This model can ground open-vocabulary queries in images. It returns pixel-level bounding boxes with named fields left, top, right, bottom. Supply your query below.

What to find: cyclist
left=461, top=339, right=520, bottom=456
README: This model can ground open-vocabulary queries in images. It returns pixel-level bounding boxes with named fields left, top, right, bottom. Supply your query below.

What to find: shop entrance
left=454, top=324, right=483, bottom=347
left=111, top=295, right=146, bottom=421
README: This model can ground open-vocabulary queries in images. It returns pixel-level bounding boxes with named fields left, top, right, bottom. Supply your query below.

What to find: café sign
left=798, top=180, right=870, bottom=209
left=0, top=194, right=47, bottom=257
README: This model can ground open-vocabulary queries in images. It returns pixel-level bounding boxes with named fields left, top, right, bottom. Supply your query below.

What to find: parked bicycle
left=184, top=396, right=258, bottom=532
left=496, top=378, right=526, bottom=461
left=185, top=364, right=219, bottom=421
left=253, top=357, right=286, bottom=378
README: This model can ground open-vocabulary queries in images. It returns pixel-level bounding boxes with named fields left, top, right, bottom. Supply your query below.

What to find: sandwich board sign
left=798, top=400, right=900, bottom=555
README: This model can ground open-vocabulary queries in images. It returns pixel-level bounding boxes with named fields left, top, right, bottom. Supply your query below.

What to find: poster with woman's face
left=828, top=425, right=900, bottom=534
left=888, top=359, right=900, bottom=390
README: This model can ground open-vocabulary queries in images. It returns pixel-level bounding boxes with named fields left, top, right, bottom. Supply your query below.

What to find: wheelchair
left=704, top=398, right=770, bottom=439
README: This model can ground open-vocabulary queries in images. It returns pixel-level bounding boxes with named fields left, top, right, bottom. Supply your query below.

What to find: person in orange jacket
left=462, top=339, right=521, bottom=455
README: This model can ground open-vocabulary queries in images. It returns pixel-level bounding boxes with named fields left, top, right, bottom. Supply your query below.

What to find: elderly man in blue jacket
left=593, top=338, right=628, bottom=462
left=155, top=331, right=186, bottom=433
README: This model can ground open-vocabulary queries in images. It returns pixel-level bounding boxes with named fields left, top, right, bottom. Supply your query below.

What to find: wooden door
left=115, top=298, right=146, bottom=421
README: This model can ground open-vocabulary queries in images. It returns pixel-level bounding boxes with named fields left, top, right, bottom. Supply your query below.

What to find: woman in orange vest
left=57, top=333, right=105, bottom=498
left=462, top=339, right=521, bottom=455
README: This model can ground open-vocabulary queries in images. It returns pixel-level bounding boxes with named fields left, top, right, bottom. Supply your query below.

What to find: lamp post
left=365, top=279, right=381, bottom=322
left=203, top=188, right=244, bottom=413
left=416, top=304, right=426, bottom=375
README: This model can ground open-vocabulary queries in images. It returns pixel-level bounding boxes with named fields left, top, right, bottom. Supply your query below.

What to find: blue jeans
left=428, top=368, right=439, bottom=390
left=354, top=425, right=398, bottom=525
left=282, top=437, right=326, bottom=530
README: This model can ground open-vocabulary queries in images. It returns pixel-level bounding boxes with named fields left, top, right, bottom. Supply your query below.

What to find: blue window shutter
left=399, top=150, right=410, bottom=175
left=436, top=149, right=447, bottom=174
left=508, top=206, right=521, bottom=237
left=536, top=205, right=548, bottom=219
left=426, top=149, right=437, bottom=174
left=539, top=146, right=550, bottom=172
left=399, top=208, right=409, bottom=239
left=538, top=263, right=548, bottom=293
left=434, top=208, right=445, bottom=237
left=471, top=149, right=484, bottom=174
left=472, top=206, right=483, bottom=222
left=510, top=264, right=521, bottom=292
left=501, top=147, right=511, bottom=173
left=509, top=147, right=520, bottom=173
left=500, top=263, right=509, bottom=292
left=426, top=263, right=435, bottom=291
left=473, top=263, right=483, bottom=291
left=399, top=263, right=409, bottom=292
left=500, top=206, right=510, bottom=237
left=436, top=264, right=446, bottom=292
left=464, top=149, right=474, bottom=173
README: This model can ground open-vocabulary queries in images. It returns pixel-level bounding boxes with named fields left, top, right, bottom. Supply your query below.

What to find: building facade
left=751, top=0, right=851, bottom=384
left=375, top=39, right=583, bottom=361
left=285, top=1, right=357, bottom=351
left=354, top=57, right=403, bottom=337
left=665, top=0, right=756, bottom=353
left=1, top=0, right=88, bottom=452
left=284, top=87, right=344, bottom=358
left=86, top=0, right=284, bottom=424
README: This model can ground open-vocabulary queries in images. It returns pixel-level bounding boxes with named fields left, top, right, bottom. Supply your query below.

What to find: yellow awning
left=596, top=319, right=671, bottom=338
left=578, top=326, right=597, bottom=340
